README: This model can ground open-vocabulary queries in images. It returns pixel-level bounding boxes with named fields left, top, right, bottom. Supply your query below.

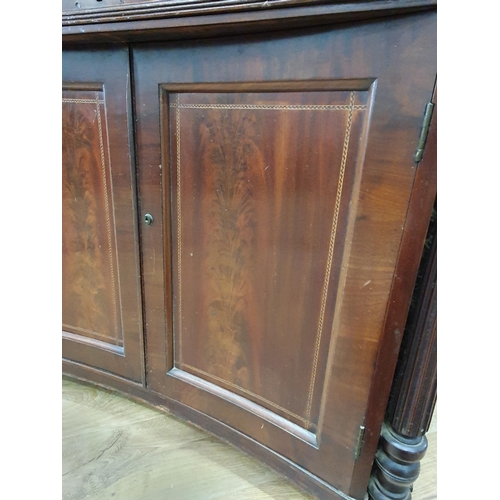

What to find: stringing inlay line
left=170, top=102, right=366, bottom=111
left=62, top=98, right=105, bottom=104
left=181, top=363, right=310, bottom=424
left=304, top=91, right=357, bottom=427
left=175, top=93, right=363, bottom=427
left=176, top=95, right=183, bottom=364
left=61, top=93, right=120, bottom=343
left=95, top=91, right=120, bottom=340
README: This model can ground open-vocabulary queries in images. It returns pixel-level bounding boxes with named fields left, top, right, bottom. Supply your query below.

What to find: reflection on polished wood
left=62, top=378, right=436, bottom=500
left=62, top=47, right=145, bottom=382
left=62, top=6, right=437, bottom=497
left=62, top=89, right=121, bottom=346
left=171, top=90, right=368, bottom=430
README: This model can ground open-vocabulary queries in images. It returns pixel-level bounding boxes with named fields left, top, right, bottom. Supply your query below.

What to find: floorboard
left=62, top=378, right=437, bottom=499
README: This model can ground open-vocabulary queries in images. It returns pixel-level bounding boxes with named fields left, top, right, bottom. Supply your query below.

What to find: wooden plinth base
left=368, top=423, right=428, bottom=500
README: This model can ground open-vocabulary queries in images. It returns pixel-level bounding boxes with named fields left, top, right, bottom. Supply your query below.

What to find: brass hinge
left=354, top=425, right=366, bottom=460
left=414, top=101, right=435, bottom=163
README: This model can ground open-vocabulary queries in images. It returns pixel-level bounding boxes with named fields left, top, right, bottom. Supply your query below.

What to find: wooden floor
left=62, top=378, right=437, bottom=500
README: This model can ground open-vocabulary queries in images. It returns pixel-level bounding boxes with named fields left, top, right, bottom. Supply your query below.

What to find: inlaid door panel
left=170, top=89, right=368, bottom=437
left=62, top=48, right=144, bottom=382
left=134, top=13, right=436, bottom=498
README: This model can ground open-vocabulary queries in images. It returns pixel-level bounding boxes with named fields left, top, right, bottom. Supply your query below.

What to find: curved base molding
left=62, top=8, right=436, bottom=500
left=62, top=361, right=359, bottom=500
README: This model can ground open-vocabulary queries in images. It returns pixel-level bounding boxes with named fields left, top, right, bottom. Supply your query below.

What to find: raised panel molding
left=129, top=14, right=436, bottom=496
left=62, top=87, right=123, bottom=351
left=62, top=8, right=436, bottom=499
left=163, top=85, right=373, bottom=442
left=62, top=47, right=144, bottom=382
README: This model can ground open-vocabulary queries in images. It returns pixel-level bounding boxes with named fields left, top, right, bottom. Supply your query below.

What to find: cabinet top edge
left=62, top=0, right=436, bottom=44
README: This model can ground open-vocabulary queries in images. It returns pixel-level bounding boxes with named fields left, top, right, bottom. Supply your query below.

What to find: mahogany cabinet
left=62, top=47, right=144, bottom=383
left=62, top=3, right=437, bottom=499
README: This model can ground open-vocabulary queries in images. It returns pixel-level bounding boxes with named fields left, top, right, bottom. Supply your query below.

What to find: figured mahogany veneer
left=133, top=14, right=435, bottom=498
left=170, top=89, right=368, bottom=435
left=62, top=87, right=122, bottom=348
left=62, top=4, right=437, bottom=500
left=62, top=48, right=144, bottom=382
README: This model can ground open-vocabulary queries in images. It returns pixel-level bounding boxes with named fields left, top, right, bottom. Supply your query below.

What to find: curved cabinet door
left=62, top=47, right=144, bottom=383
left=134, top=13, right=436, bottom=499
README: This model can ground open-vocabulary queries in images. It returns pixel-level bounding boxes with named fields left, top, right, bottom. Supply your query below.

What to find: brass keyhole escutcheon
left=144, top=213, right=154, bottom=225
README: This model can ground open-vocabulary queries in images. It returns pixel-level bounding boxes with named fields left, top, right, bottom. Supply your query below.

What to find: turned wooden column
left=368, top=205, right=437, bottom=500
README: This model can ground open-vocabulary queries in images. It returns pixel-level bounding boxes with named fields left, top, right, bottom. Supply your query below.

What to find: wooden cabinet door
left=62, top=47, right=144, bottom=383
left=134, top=13, right=436, bottom=498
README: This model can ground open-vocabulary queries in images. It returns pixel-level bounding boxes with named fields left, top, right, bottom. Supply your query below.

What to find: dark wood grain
left=133, top=13, right=436, bottom=499
left=62, top=88, right=122, bottom=347
left=63, top=0, right=436, bottom=24
left=62, top=1, right=436, bottom=43
left=170, top=90, right=368, bottom=432
left=349, top=84, right=437, bottom=499
left=387, top=203, right=437, bottom=438
left=62, top=6, right=437, bottom=499
left=368, top=423, right=428, bottom=500
left=367, top=207, right=436, bottom=500
left=62, top=47, right=145, bottom=383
